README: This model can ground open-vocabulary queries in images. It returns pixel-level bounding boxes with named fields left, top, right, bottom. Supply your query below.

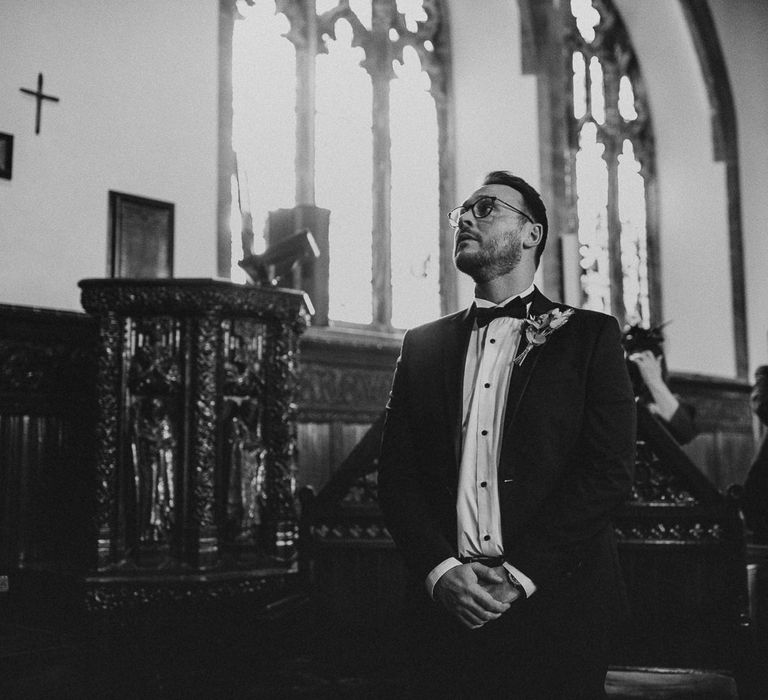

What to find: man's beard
left=454, top=231, right=523, bottom=283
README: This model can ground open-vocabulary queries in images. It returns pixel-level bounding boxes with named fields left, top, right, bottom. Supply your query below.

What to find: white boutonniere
left=514, top=307, right=575, bottom=365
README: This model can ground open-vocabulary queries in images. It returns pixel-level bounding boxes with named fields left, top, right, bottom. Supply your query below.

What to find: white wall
left=447, top=0, right=539, bottom=307
left=0, top=0, right=219, bottom=312
left=616, top=0, right=734, bottom=377
left=709, top=0, right=768, bottom=378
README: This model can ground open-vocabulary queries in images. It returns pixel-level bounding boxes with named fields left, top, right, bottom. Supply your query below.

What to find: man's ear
left=522, top=223, right=543, bottom=250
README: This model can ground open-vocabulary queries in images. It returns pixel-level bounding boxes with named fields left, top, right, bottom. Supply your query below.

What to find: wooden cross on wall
left=19, top=73, right=60, bottom=134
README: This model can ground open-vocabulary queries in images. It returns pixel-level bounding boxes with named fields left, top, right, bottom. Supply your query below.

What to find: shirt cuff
left=425, top=557, right=462, bottom=599
left=502, top=562, right=537, bottom=598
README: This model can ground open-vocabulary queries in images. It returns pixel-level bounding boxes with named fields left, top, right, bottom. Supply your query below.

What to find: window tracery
left=567, top=0, right=657, bottom=326
left=231, top=0, right=452, bottom=330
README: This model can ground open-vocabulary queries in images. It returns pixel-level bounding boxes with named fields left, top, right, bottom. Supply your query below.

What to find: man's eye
left=475, top=199, right=494, bottom=216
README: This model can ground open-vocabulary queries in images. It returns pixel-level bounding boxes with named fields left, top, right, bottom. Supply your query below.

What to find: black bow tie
left=473, top=294, right=532, bottom=328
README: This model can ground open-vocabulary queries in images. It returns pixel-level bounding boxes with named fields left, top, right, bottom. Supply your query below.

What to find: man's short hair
left=482, top=171, right=548, bottom=268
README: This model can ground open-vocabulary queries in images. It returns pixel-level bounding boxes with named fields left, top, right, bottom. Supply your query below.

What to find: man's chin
left=455, top=254, right=489, bottom=283
left=454, top=250, right=475, bottom=271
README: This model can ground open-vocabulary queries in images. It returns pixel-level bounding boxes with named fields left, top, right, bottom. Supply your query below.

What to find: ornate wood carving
left=122, top=317, right=183, bottom=569
left=79, top=279, right=311, bottom=574
left=95, top=312, right=122, bottom=568
left=221, top=318, right=268, bottom=551
left=79, top=279, right=310, bottom=330
left=296, top=329, right=399, bottom=425
left=83, top=569, right=296, bottom=613
left=298, top=363, right=393, bottom=422
left=263, top=320, right=302, bottom=560
left=0, top=340, right=85, bottom=395
left=191, top=314, right=220, bottom=567
left=613, top=517, right=726, bottom=544
left=669, top=372, right=752, bottom=433
left=630, top=437, right=698, bottom=506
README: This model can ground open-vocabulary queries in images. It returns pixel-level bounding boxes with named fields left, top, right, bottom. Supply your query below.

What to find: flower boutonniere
left=514, top=307, right=576, bottom=365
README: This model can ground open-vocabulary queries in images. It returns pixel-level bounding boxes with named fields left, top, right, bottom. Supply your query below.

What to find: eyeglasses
left=447, top=196, right=535, bottom=229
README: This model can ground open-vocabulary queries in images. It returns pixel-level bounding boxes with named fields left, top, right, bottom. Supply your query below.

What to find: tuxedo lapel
left=502, top=289, right=559, bottom=434
left=443, top=308, right=474, bottom=473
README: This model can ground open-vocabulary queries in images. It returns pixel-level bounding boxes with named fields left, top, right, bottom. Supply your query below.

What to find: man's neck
left=474, top=272, right=535, bottom=304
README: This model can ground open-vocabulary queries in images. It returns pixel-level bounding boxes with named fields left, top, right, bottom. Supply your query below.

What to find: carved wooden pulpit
left=79, top=279, right=312, bottom=583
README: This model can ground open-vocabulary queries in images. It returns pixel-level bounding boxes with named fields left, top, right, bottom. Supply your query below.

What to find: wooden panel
left=614, top=541, right=745, bottom=669
left=295, top=328, right=398, bottom=493
left=297, top=421, right=374, bottom=494
left=337, top=423, right=372, bottom=466
left=0, top=304, right=97, bottom=573
left=671, top=372, right=754, bottom=492
left=297, top=328, right=399, bottom=423
left=296, top=422, right=331, bottom=491
left=717, top=431, right=758, bottom=491
left=682, top=433, right=718, bottom=484
left=0, top=415, right=63, bottom=569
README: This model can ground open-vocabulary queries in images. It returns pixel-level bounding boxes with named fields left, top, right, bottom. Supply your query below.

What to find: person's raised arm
left=628, top=349, right=679, bottom=422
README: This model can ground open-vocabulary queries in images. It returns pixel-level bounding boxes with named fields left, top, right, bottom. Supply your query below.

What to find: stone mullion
left=642, top=168, right=662, bottom=327
left=276, top=0, right=319, bottom=206
left=603, top=139, right=625, bottom=323
left=420, top=2, right=457, bottom=315
left=294, top=0, right=317, bottom=205
left=600, top=57, right=624, bottom=324
left=369, top=0, right=395, bottom=329
left=371, top=75, right=393, bottom=329
left=218, top=0, right=237, bottom=276
left=628, top=60, right=660, bottom=329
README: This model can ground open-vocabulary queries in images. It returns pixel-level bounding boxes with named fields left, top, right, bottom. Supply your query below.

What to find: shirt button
left=490, top=339, right=496, bottom=344
left=480, top=481, right=487, bottom=488
left=483, top=535, right=491, bottom=541
left=484, top=383, right=490, bottom=388
left=481, top=430, right=488, bottom=436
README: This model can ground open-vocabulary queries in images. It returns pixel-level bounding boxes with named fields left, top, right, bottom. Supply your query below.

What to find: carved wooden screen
left=565, top=0, right=659, bottom=327
left=231, top=0, right=453, bottom=330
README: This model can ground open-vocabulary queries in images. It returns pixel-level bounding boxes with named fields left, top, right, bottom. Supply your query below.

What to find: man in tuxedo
left=378, top=171, right=636, bottom=698
left=744, top=365, right=768, bottom=542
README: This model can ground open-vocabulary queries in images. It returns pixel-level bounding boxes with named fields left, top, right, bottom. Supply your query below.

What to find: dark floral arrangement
left=621, top=322, right=669, bottom=397
left=620, top=322, right=667, bottom=357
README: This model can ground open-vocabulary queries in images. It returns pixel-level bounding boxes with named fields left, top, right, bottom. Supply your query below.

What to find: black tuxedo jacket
left=378, top=288, right=636, bottom=610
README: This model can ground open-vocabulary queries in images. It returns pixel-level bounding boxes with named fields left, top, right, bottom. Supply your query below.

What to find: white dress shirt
left=426, top=284, right=537, bottom=599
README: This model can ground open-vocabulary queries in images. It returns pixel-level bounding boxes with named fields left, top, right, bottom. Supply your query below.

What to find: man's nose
left=457, top=211, right=475, bottom=231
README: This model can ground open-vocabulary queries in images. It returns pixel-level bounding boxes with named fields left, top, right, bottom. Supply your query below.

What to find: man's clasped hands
left=433, top=563, right=522, bottom=630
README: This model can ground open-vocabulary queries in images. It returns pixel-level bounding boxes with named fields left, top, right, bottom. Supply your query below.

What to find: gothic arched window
left=566, top=0, right=658, bottom=326
left=229, top=0, right=453, bottom=331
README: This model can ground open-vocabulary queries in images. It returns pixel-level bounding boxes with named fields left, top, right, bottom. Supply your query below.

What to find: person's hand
left=433, top=563, right=511, bottom=629
left=475, top=565, right=522, bottom=606
left=629, top=349, right=664, bottom=388
left=628, top=349, right=681, bottom=422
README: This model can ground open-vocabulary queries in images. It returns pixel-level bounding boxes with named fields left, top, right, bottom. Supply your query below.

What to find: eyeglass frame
left=447, top=195, right=535, bottom=229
